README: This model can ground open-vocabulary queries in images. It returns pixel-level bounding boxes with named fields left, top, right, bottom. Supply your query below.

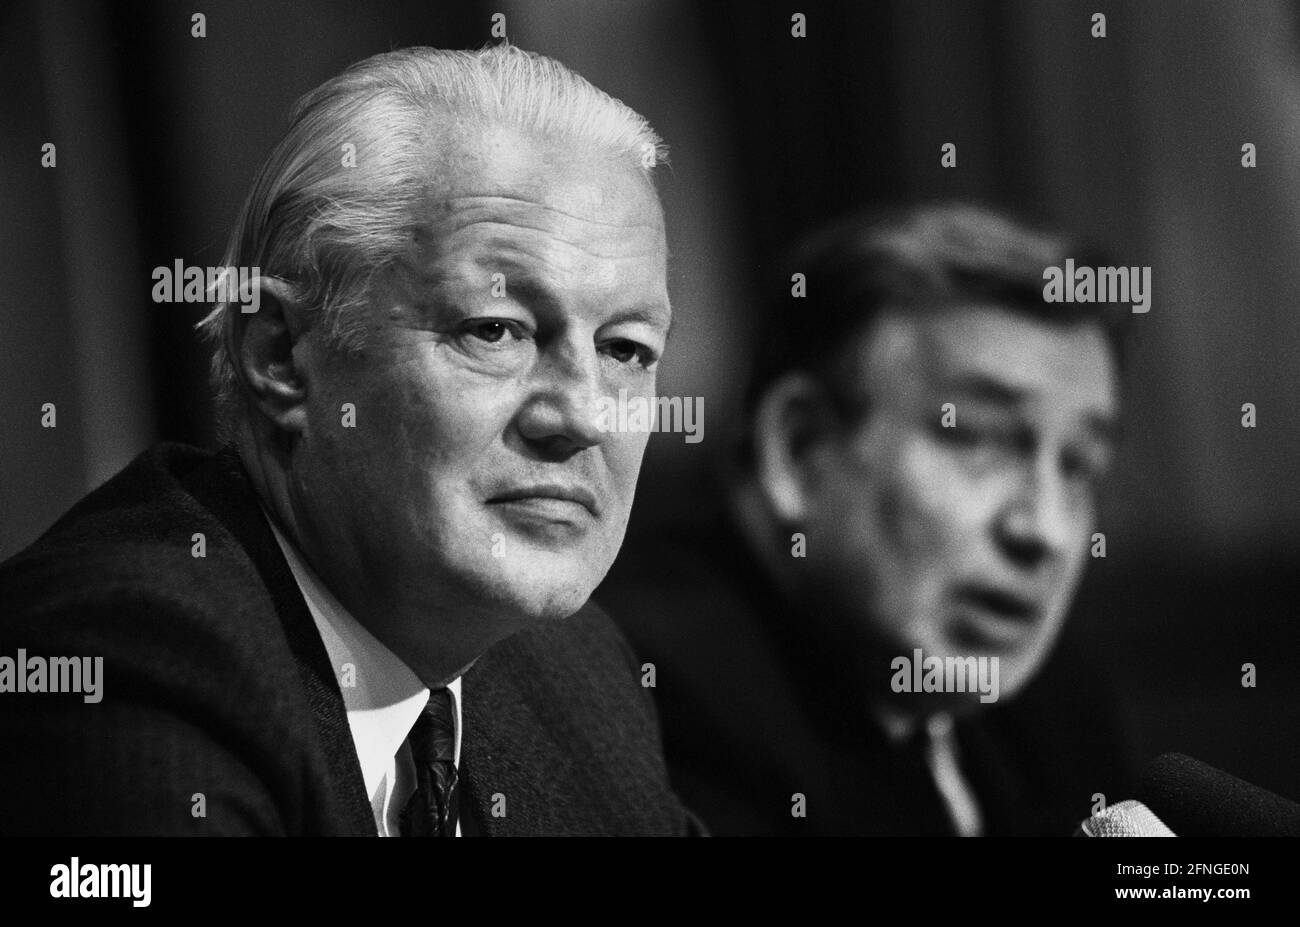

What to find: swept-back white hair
left=196, top=44, right=667, bottom=435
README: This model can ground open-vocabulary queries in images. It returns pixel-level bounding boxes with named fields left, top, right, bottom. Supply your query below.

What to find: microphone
left=1075, top=799, right=1176, bottom=836
left=1135, top=753, right=1300, bottom=837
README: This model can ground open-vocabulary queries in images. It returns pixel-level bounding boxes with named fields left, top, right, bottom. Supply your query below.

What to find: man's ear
left=226, top=276, right=312, bottom=433
left=752, top=372, right=837, bottom=524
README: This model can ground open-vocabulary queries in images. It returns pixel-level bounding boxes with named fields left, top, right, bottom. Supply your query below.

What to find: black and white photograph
left=1, top=0, right=1296, bottom=909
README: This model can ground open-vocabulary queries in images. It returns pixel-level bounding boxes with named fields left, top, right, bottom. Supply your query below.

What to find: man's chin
left=473, top=564, right=599, bottom=625
left=494, top=588, right=592, bottom=626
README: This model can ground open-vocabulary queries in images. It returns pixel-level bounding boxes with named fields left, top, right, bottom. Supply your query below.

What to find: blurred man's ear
left=752, top=372, right=838, bottom=524
left=227, top=276, right=313, bottom=434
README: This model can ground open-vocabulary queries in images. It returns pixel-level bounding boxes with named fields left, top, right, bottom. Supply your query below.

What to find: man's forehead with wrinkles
left=413, top=122, right=664, bottom=233
left=858, top=308, right=1118, bottom=426
left=391, top=122, right=669, bottom=315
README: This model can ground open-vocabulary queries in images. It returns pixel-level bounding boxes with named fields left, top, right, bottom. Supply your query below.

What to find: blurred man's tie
left=400, top=687, right=459, bottom=837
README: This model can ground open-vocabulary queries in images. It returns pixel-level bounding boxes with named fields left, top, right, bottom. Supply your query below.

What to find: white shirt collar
left=261, top=512, right=462, bottom=804
left=873, top=708, right=982, bottom=837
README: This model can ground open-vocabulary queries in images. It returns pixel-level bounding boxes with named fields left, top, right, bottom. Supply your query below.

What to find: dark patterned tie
left=400, top=687, right=459, bottom=837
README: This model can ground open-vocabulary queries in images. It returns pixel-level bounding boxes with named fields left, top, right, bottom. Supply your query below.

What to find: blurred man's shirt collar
left=874, top=707, right=983, bottom=837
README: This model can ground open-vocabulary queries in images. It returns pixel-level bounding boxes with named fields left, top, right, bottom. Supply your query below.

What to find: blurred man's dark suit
left=0, top=443, right=693, bottom=836
left=599, top=504, right=1137, bottom=836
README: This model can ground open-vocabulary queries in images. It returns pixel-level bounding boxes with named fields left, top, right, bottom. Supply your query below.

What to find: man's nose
left=514, top=340, right=606, bottom=458
left=994, top=457, right=1075, bottom=570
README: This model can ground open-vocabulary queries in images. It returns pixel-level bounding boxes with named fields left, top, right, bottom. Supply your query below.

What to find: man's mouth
left=950, top=584, right=1040, bottom=647
left=487, top=484, right=600, bottom=518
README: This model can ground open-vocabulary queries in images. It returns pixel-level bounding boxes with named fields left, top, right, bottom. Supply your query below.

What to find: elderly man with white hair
left=0, top=45, right=697, bottom=836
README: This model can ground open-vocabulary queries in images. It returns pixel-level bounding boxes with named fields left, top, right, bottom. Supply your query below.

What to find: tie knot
left=401, top=686, right=459, bottom=837
left=409, top=686, right=457, bottom=767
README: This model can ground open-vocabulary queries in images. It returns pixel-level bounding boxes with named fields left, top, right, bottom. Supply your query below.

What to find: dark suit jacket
left=598, top=507, right=1138, bottom=836
left=0, top=443, right=693, bottom=836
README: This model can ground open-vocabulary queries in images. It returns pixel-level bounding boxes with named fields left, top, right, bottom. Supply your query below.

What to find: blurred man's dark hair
left=737, top=202, right=1132, bottom=470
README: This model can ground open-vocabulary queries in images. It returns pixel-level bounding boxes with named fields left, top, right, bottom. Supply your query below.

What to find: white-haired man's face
left=287, top=126, right=669, bottom=656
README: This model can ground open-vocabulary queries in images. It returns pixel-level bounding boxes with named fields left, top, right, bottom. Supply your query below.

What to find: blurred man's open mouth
left=950, top=584, right=1039, bottom=649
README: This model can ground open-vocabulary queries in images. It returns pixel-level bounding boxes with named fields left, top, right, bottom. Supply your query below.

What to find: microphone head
left=1136, top=753, right=1300, bottom=837
left=1079, top=799, right=1176, bottom=836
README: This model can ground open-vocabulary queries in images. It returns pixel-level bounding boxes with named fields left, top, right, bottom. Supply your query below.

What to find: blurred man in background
left=600, top=203, right=1137, bottom=835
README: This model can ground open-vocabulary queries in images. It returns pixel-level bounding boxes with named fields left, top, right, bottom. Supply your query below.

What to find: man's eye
left=462, top=320, right=525, bottom=344
left=943, top=423, right=983, bottom=446
left=939, top=420, right=1025, bottom=454
left=944, top=423, right=1000, bottom=447
left=1062, top=449, right=1108, bottom=487
left=602, top=338, right=656, bottom=368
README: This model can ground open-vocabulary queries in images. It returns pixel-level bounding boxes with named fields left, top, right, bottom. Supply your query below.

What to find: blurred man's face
left=806, top=306, right=1118, bottom=707
left=291, top=126, right=669, bottom=636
